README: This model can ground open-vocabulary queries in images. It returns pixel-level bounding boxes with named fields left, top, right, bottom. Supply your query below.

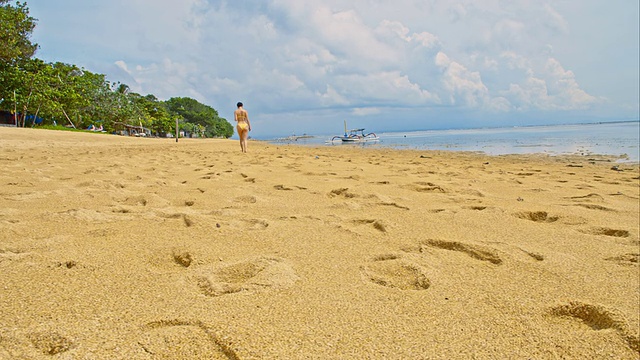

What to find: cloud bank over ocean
left=28, top=0, right=639, bottom=137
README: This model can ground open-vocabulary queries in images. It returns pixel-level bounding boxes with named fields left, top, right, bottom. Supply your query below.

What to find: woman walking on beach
left=234, top=102, right=251, bottom=153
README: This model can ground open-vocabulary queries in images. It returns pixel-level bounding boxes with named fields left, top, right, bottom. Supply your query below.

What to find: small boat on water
left=330, top=121, right=379, bottom=143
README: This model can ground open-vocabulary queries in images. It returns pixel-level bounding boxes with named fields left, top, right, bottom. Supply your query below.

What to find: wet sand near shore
left=1, top=127, right=638, bottom=359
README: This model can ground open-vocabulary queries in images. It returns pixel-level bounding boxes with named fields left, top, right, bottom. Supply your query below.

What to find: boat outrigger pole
left=330, top=120, right=380, bottom=143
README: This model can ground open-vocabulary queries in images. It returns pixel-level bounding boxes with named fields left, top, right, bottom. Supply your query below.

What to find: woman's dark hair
left=237, top=102, right=243, bottom=108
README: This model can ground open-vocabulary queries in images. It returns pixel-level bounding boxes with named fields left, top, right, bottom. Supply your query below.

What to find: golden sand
left=0, top=127, right=638, bottom=359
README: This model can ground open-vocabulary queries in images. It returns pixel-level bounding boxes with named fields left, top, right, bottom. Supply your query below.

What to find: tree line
left=0, top=1, right=234, bottom=138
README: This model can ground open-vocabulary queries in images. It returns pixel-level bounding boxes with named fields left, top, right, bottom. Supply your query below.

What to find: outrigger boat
left=330, top=120, right=379, bottom=143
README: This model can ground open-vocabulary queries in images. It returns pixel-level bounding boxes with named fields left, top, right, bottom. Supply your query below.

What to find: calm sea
left=269, top=121, right=640, bottom=163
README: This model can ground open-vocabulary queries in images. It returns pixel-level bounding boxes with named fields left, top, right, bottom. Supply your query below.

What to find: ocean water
left=269, top=121, right=640, bottom=163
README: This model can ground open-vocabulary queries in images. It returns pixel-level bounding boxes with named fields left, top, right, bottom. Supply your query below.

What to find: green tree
left=108, top=81, right=140, bottom=126
left=13, top=58, right=48, bottom=126
left=129, top=93, right=174, bottom=136
left=2, top=59, right=68, bottom=127
left=71, top=70, right=112, bottom=127
left=0, top=0, right=37, bottom=118
left=21, top=62, right=108, bottom=128
left=165, top=97, right=233, bottom=138
left=45, top=62, right=92, bottom=128
left=0, top=0, right=38, bottom=64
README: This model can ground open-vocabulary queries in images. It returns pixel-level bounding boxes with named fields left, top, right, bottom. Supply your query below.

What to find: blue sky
left=25, top=0, right=639, bottom=138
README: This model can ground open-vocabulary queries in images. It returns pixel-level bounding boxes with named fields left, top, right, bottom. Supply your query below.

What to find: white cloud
left=487, top=97, right=511, bottom=112
left=506, top=76, right=549, bottom=111
left=542, top=4, right=569, bottom=34
left=317, top=85, right=349, bottom=106
left=447, top=3, right=467, bottom=23
left=493, top=19, right=526, bottom=43
left=482, top=56, right=499, bottom=71
left=376, top=20, right=411, bottom=41
left=114, top=61, right=131, bottom=75
left=334, top=71, right=438, bottom=106
left=435, top=52, right=490, bottom=108
left=500, top=57, right=598, bottom=111
left=410, top=32, right=440, bottom=48
left=311, top=8, right=398, bottom=65
left=435, top=52, right=451, bottom=68
left=543, top=58, right=597, bottom=108
left=352, top=107, right=382, bottom=116
left=500, top=51, right=530, bottom=70
left=117, top=58, right=205, bottom=102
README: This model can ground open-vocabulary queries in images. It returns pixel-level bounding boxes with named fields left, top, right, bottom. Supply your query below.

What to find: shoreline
left=262, top=121, right=640, bottom=163
left=1, top=127, right=639, bottom=358
left=265, top=139, right=639, bottom=166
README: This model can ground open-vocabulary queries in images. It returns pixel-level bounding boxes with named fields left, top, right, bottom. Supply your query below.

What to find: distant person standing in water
left=234, top=102, right=251, bottom=153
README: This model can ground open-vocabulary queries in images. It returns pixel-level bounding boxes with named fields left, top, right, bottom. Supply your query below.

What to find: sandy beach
left=0, top=127, right=638, bottom=359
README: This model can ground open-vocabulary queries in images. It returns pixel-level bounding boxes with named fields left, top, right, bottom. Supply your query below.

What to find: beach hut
left=113, top=122, right=152, bottom=137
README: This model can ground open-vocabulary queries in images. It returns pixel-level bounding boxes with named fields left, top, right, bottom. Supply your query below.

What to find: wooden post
left=13, top=90, right=17, bottom=126
left=60, top=107, right=76, bottom=128
left=175, top=118, right=179, bottom=142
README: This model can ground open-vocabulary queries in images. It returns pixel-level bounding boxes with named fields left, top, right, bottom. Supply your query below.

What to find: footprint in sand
left=156, top=212, right=196, bottom=227
left=119, top=194, right=169, bottom=208
left=362, top=254, right=431, bottom=290
left=195, top=257, right=298, bottom=297
left=5, top=191, right=49, bottom=201
left=328, top=188, right=357, bottom=198
left=58, top=208, right=124, bottom=223
left=28, top=331, right=75, bottom=355
left=403, top=182, right=446, bottom=193
left=419, top=239, right=503, bottom=265
left=49, top=260, right=84, bottom=270
left=514, top=211, right=559, bottom=223
left=0, top=331, right=75, bottom=357
left=572, top=203, right=615, bottom=212
left=0, top=248, right=31, bottom=263
left=518, top=248, right=545, bottom=261
left=147, top=248, right=198, bottom=271
left=466, top=205, right=488, bottom=211
left=140, top=320, right=239, bottom=359
left=235, top=195, right=257, bottom=204
left=514, top=172, right=536, bottom=177
left=566, top=193, right=605, bottom=202
left=549, top=301, right=639, bottom=353
left=605, top=253, right=639, bottom=266
left=457, top=188, right=485, bottom=198
left=172, top=249, right=194, bottom=268
left=579, top=227, right=630, bottom=238
left=0, top=208, right=21, bottom=225
left=377, top=202, right=410, bottom=210
left=241, top=218, right=269, bottom=230
left=352, top=219, right=387, bottom=233
left=205, top=211, right=269, bottom=231
left=429, top=208, right=448, bottom=213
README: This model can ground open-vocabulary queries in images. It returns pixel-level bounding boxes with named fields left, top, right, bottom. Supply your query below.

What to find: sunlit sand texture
left=1, top=127, right=638, bottom=359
